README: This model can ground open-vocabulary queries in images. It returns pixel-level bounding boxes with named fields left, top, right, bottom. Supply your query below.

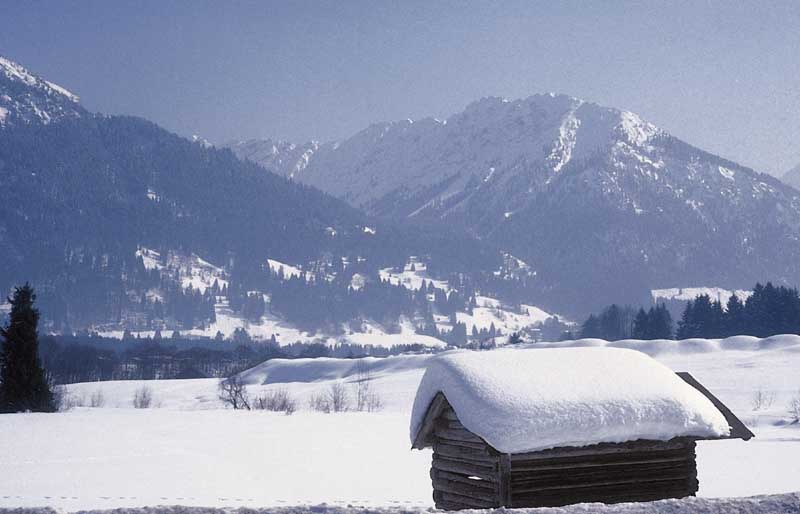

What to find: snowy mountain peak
left=227, top=93, right=800, bottom=311
left=0, top=55, right=84, bottom=126
left=617, top=110, right=662, bottom=147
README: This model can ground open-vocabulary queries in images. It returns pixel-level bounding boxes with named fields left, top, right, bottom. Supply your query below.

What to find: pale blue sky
left=1, top=0, right=798, bottom=175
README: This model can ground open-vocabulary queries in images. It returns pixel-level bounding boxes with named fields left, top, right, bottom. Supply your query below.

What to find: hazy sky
left=1, top=1, right=799, bottom=175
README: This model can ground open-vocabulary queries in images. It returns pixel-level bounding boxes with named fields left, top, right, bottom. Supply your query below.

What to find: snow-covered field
left=1, top=336, right=800, bottom=511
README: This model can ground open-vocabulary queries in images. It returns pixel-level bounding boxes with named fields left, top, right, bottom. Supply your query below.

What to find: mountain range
left=1, top=56, right=504, bottom=333
left=3, top=53, right=800, bottom=333
left=230, top=95, right=800, bottom=309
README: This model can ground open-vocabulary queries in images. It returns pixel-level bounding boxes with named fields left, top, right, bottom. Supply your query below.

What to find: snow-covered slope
left=230, top=95, right=800, bottom=312
left=0, top=56, right=84, bottom=126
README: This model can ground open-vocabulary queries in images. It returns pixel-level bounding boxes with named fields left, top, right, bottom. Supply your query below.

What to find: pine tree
left=0, top=284, right=56, bottom=413
left=650, top=304, right=674, bottom=339
left=725, top=294, right=745, bottom=336
left=632, top=308, right=649, bottom=339
left=580, top=314, right=601, bottom=338
left=507, top=332, right=523, bottom=345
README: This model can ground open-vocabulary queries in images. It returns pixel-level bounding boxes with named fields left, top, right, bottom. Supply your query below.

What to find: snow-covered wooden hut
left=410, top=347, right=753, bottom=510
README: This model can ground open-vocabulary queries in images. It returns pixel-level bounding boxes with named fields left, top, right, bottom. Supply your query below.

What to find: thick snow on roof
left=410, top=347, right=730, bottom=453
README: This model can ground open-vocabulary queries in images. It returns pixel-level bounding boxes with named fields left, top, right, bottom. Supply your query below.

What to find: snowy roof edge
left=411, top=372, right=753, bottom=451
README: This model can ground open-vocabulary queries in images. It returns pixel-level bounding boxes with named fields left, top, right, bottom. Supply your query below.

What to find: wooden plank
left=431, top=468, right=498, bottom=488
left=511, top=459, right=693, bottom=482
left=511, top=469, right=694, bottom=492
left=434, top=427, right=486, bottom=444
left=434, top=490, right=498, bottom=509
left=676, top=372, right=755, bottom=440
left=433, top=454, right=497, bottom=473
left=512, top=479, right=692, bottom=507
left=433, top=478, right=500, bottom=500
left=433, top=500, right=464, bottom=511
left=435, top=437, right=490, bottom=451
left=432, top=456, right=498, bottom=481
left=510, top=438, right=693, bottom=462
left=434, top=443, right=497, bottom=463
left=411, top=392, right=448, bottom=450
left=510, top=447, right=693, bottom=472
left=436, top=440, right=494, bottom=458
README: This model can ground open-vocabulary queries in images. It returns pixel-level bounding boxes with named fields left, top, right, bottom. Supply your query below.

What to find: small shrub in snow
left=365, top=392, right=383, bottom=412
left=90, top=389, right=105, bottom=408
left=133, top=386, right=154, bottom=409
left=218, top=376, right=251, bottom=410
left=309, top=384, right=350, bottom=413
left=308, top=392, right=331, bottom=413
left=751, top=388, right=776, bottom=411
left=53, top=385, right=78, bottom=411
left=253, top=388, right=297, bottom=415
left=789, top=391, right=800, bottom=423
left=328, top=382, right=350, bottom=412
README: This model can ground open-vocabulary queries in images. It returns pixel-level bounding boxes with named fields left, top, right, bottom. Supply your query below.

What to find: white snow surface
left=3, top=336, right=800, bottom=510
left=2, top=493, right=799, bottom=514
left=410, top=347, right=730, bottom=453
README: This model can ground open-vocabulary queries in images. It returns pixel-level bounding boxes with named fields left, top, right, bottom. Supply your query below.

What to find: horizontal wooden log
left=511, top=465, right=694, bottom=490
left=512, top=458, right=692, bottom=478
left=510, top=438, right=694, bottom=462
left=433, top=478, right=500, bottom=500
left=433, top=500, right=465, bottom=511
left=432, top=456, right=498, bottom=481
left=434, top=436, right=489, bottom=451
left=510, top=447, right=693, bottom=471
left=512, top=462, right=694, bottom=486
left=511, top=454, right=693, bottom=477
left=431, top=468, right=498, bottom=488
left=511, top=470, right=694, bottom=493
left=436, top=440, right=494, bottom=457
left=511, top=455, right=692, bottom=474
left=434, top=490, right=498, bottom=509
left=434, top=427, right=485, bottom=444
left=434, top=444, right=497, bottom=464
left=512, top=480, right=692, bottom=508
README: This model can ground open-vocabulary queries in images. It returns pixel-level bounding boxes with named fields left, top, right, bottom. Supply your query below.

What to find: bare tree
left=218, top=376, right=251, bottom=410
left=789, top=391, right=800, bottom=423
left=354, top=362, right=383, bottom=412
left=133, top=386, right=153, bottom=408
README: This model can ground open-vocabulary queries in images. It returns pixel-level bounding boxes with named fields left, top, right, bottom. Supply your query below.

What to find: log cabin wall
left=430, top=404, right=503, bottom=510
left=428, top=404, right=699, bottom=510
left=507, top=438, right=698, bottom=508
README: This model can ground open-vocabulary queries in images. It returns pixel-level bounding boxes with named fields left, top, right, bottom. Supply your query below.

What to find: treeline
left=39, top=332, right=437, bottom=384
left=580, top=304, right=673, bottom=341
left=677, top=282, right=800, bottom=338
left=580, top=282, right=800, bottom=340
